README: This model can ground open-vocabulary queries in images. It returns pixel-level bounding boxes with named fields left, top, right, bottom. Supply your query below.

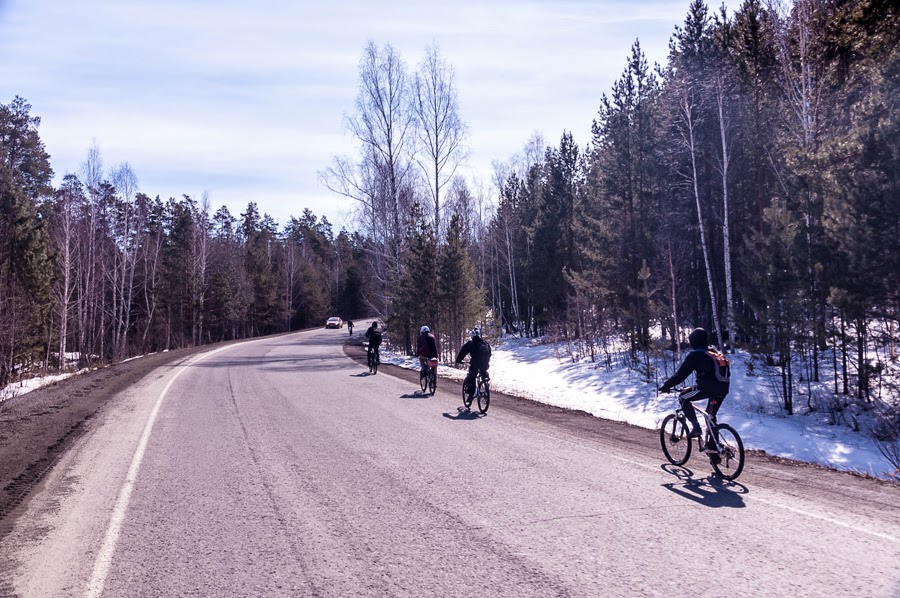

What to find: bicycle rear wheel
left=711, top=423, right=744, bottom=480
left=428, top=370, right=436, bottom=395
left=477, top=380, right=490, bottom=414
left=660, top=413, right=692, bottom=465
left=420, top=369, right=428, bottom=392
left=462, top=383, right=473, bottom=409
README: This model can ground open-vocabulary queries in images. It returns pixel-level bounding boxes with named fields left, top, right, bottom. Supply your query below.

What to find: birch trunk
left=714, top=79, right=735, bottom=352
left=680, top=88, right=723, bottom=344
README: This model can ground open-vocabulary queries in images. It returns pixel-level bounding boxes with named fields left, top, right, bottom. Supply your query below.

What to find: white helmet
left=420, top=326, right=430, bottom=333
left=470, top=327, right=480, bottom=338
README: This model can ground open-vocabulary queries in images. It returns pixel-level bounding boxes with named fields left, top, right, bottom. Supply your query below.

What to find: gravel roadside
left=0, top=345, right=219, bottom=540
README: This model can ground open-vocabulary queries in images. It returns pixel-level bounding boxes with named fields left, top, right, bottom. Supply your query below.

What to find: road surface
left=2, top=329, right=899, bottom=597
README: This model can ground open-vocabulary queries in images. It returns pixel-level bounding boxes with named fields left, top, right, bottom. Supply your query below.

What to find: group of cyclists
left=360, top=320, right=491, bottom=402
left=358, top=320, right=726, bottom=431
left=355, top=319, right=740, bottom=475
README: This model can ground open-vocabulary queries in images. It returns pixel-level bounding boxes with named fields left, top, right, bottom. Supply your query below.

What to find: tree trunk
left=681, top=89, right=723, bottom=343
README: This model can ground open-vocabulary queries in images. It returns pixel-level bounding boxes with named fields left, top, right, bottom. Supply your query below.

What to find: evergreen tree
left=391, top=204, right=438, bottom=354
left=439, top=212, right=484, bottom=360
left=240, top=203, right=279, bottom=336
left=0, top=96, right=53, bottom=384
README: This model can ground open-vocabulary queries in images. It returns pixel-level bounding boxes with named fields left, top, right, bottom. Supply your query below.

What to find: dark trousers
left=464, top=363, right=489, bottom=396
left=680, top=387, right=724, bottom=429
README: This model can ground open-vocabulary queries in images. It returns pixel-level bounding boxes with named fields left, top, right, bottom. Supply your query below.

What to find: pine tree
left=438, top=213, right=484, bottom=360
left=0, top=97, right=54, bottom=383
left=391, top=204, right=438, bottom=354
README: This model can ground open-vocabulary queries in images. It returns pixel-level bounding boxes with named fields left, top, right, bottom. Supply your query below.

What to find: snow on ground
left=383, top=336, right=898, bottom=481
left=0, top=372, right=78, bottom=403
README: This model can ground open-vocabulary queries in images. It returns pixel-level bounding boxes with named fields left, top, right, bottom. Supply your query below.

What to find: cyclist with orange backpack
left=658, top=327, right=730, bottom=438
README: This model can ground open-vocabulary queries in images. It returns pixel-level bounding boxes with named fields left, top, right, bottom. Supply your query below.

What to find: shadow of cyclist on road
left=660, top=464, right=747, bottom=508
left=442, top=407, right=483, bottom=421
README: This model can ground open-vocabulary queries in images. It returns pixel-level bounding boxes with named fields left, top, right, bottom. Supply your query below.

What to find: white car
left=325, top=317, right=343, bottom=329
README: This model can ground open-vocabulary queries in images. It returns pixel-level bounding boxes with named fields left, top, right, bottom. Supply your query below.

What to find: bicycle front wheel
left=477, top=380, right=490, bottom=414
left=660, top=413, right=692, bottom=465
left=711, top=423, right=745, bottom=480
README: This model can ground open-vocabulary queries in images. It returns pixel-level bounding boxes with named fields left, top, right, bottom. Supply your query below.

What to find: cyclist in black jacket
left=659, top=328, right=730, bottom=438
left=455, top=328, right=491, bottom=399
left=365, top=321, right=383, bottom=367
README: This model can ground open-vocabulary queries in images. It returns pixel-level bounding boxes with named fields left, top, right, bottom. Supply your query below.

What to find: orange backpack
left=707, top=349, right=731, bottom=385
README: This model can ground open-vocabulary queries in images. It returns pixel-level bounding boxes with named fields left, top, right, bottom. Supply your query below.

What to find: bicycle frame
left=474, top=372, right=488, bottom=396
left=420, top=359, right=437, bottom=382
left=674, top=396, right=723, bottom=454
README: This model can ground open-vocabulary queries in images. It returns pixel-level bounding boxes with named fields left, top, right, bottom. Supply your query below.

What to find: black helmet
left=372, top=321, right=379, bottom=328
left=688, top=327, right=708, bottom=349
left=470, top=327, right=480, bottom=338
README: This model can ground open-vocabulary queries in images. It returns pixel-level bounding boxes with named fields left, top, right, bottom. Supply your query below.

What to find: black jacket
left=365, top=326, right=382, bottom=348
left=661, top=348, right=728, bottom=398
left=455, top=337, right=490, bottom=368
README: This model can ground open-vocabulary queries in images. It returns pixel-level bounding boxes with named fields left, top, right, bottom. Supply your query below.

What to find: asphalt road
left=3, top=329, right=899, bottom=597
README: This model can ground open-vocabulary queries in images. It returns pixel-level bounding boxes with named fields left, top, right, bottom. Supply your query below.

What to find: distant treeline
left=0, top=110, right=366, bottom=385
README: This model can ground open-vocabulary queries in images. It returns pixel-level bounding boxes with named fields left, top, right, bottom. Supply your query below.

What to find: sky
left=0, top=0, right=731, bottom=230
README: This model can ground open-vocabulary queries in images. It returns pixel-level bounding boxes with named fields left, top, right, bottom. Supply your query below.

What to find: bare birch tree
left=711, top=12, right=737, bottom=351
left=350, top=42, right=416, bottom=278
left=321, top=42, right=418, bottom=315
left=110, top=162, right=140, bottom=358
left=412, top=43, right=468, bottom=238
left=50, top=176, right=80, bottom=371
left=78, top=142, right=102, bottom=364
left=676, top=83, right=723, bottom=343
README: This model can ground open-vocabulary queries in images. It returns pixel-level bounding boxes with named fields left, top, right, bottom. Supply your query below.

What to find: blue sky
left=1, top=0, right=730, bottom=229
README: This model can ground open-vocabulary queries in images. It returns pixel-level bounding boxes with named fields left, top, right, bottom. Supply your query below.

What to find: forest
left=1, top=0, right=897, bottom=439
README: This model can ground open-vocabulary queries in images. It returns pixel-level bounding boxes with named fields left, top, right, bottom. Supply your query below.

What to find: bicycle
left=366, top=344, right=380, bottom=375
left=462, top=370, right=490, bottom=414
left=659, top=388, right=745, bottom=480
left=419, top=358, right=437, bottom=395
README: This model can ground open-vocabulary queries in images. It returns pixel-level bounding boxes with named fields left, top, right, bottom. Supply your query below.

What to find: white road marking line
left=84, top=341, right=253, bottom=598
left=533, top=430, right=900, bottom=544
left=751, top=496, right=900, bottom=543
